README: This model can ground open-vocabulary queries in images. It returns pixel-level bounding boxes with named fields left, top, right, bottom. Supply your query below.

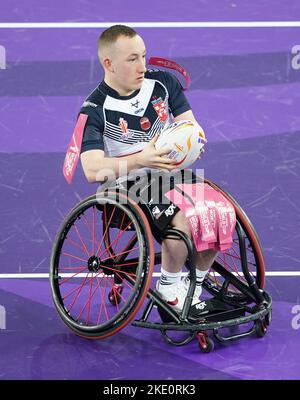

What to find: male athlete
left=79, top=25, right=217, bottom=314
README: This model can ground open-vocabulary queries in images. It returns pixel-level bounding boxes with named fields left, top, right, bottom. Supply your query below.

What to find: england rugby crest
left=151, top=97, right=168, bottom=122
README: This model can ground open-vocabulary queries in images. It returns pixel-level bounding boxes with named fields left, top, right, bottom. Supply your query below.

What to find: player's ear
left=103, top=57, right=114, bottom=72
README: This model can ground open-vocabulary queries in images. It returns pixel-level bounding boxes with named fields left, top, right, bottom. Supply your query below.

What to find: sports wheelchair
left=50, top=173, right=272, bottom=353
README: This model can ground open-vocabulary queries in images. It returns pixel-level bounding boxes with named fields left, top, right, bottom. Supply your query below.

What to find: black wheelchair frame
left=50, top=177, right=272, bottom=353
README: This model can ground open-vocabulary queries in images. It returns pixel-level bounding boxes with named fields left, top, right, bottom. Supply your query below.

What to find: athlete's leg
left=182, top=249, right=218, bottom=298
left=157, top=211, right=218, bottom=309
left=195, top=249, right=218, bottom=271
left=161, top=210, right=190, bottom=273
left=162, top=212, right=218, bottom=273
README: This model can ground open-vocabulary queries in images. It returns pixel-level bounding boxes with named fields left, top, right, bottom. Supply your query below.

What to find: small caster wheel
left=255, top=319, right=268, bottom=337
left=108, top=284, right=123, bottom=306
left=197, top=332, right=214, bottom=353
left=265, top=310, right=272, bottom=326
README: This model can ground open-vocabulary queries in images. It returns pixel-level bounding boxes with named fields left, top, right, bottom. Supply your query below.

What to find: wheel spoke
left=95, top=205, right=117, bottom=256
left=59, top=267, right=88, bottom=285
left=74, top=225, right=90, bottom=258
left=99, top=221, right=135, bottom=259
left=65, top=237, right=87, bottom=254
left=61, top=252, right=87, bottom=263
left=51, top=195, right=154, bottom=337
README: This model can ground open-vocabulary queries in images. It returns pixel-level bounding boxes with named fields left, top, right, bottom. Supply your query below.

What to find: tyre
left=50, top=191, right=154, bottom=339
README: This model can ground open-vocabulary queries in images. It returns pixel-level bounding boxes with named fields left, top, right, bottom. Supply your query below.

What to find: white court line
left=0, top=21, right=300, bottom=29
left=0, top=271, right=299, bottom=278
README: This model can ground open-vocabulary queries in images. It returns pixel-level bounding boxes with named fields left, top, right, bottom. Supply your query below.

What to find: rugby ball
left=155, top=120, right=206, bottom=169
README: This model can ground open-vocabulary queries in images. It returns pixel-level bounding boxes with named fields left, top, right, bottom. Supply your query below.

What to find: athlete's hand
left=135, top=135, right=177, bottom=171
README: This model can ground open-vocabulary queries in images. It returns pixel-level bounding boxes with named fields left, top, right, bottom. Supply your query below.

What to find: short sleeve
left=79, top=106, right=105, bottom=154
left=163, top=71, right=191, bottom=117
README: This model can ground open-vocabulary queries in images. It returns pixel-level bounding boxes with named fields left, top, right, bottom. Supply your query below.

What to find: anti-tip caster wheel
left=108, top=284, right=123, bottom=306
left=255, top=319, right=268, bottom=337
left=197, top=331, right=215, bottom=353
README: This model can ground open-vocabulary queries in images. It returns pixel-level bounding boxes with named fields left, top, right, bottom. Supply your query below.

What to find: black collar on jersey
left=101, top=80, right=141, bottom=100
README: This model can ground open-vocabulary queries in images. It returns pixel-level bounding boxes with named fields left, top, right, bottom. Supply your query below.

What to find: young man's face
left=109, top=35, right=147, bottom=94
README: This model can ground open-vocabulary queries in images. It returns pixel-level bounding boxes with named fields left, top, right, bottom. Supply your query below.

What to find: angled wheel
left=108, top=284, right=123, bottom=306
left=255, top=319, right=268, bottom=337
left=197, top=332, right=214, bottom=353
left=50, top=191, right=154, bottom=339
left=203, top=180, right=265, bottom=304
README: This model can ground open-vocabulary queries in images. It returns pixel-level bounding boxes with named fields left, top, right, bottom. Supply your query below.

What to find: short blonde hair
left=98, top=25, right=138, bottom=64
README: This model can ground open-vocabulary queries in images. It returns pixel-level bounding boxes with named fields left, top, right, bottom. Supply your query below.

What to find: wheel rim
left=50, top=193, right=154, bottom=337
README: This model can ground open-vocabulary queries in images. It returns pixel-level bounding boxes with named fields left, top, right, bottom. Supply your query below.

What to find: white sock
left=196, top=269, right=209, bottom=284
left=186, top=269, right=209, bottom=286
left=160, top=267, right=182, bottom=286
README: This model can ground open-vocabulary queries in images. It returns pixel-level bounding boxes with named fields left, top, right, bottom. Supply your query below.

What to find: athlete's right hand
left=135, top=135, right=177, bottom=171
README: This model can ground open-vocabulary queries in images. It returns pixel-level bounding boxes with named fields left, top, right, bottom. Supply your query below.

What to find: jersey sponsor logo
left=164, top=203, right=177, bottom=217
left=132, top=99, right=145, bottom=114
left=151, top=97, right=168, bottom=122
left=140, top=117, right=151, bottom=130
left=151, top=206, right=161, bottom=216
left=131, top=99, right=140, bottom=108
left=134, top=107, right=145, bottom=114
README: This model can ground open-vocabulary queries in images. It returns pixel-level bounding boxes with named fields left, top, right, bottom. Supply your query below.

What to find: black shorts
left=107, top=170, right=203, bottom=231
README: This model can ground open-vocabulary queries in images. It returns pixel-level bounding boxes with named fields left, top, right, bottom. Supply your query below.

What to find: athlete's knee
left=170, top=211, right=191, bottom=237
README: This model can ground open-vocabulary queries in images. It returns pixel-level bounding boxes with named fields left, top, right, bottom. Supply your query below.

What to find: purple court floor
left=1, top=0, right=300, bottom=380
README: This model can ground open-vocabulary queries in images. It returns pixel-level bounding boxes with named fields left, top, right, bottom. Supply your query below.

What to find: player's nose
left=138, top=59, right=147, bottom=74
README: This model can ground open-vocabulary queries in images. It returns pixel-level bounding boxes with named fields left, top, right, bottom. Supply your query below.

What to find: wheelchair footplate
left=157, top=297, right=245, bottom=324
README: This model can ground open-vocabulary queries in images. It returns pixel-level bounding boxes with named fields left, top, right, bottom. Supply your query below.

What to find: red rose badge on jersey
left=151, top=97, right=168, bottom=122
left=63, top=113, right=88, bottom=184
left=140, top=117, right=151, bottom=130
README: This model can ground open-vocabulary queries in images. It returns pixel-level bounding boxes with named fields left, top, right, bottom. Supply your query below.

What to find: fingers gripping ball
left=155, top=120, right=206, bottom=169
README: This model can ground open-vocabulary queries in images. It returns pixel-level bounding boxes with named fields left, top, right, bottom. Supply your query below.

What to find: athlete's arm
left=174, top=109, right=197, bottom=123
left=80, top=135, right=175, bottom=183
left=174, top=110, right=207, bottom=141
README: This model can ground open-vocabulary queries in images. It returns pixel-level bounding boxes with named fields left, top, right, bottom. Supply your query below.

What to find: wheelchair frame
left=50, top=178, right=272, bottom=353
left=131, top=225, right=272, bottom=352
